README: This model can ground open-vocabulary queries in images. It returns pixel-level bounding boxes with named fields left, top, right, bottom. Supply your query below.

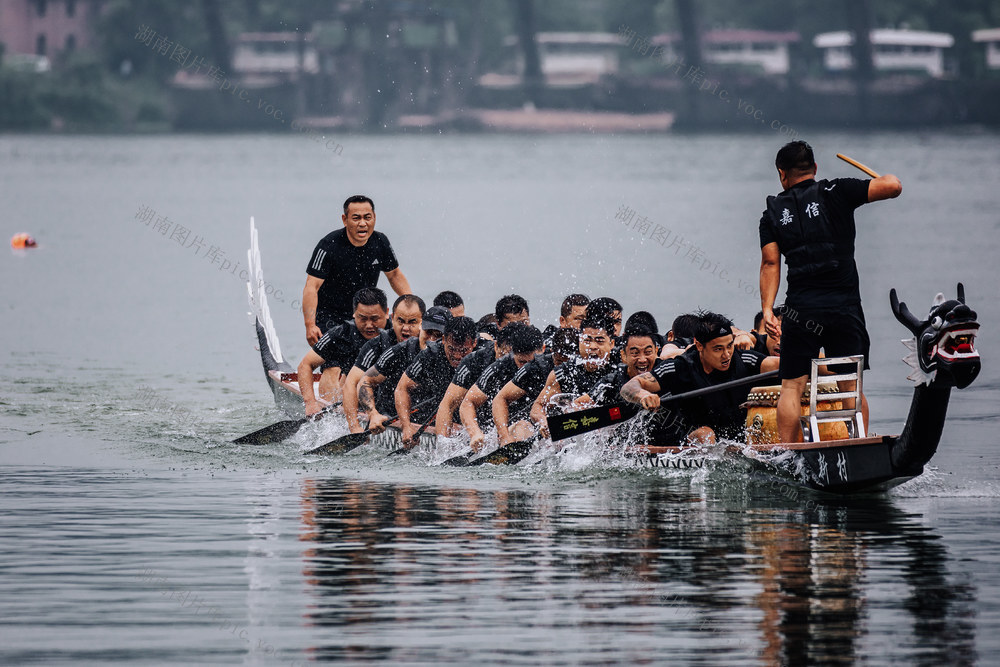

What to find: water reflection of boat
left=290, top=478, right=977, bottom=664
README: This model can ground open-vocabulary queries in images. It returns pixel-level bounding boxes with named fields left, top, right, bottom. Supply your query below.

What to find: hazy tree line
left=2, top=0, right=998, bottom=130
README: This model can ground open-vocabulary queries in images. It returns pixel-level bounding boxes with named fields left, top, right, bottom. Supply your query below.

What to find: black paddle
left=462, top=436, right=539, bottom=466
left=233, top=401, right=342, bottom=445
left=546, top=370, right=779, bottom=442
left=304, top=398, right=437, bottom=456
left=304, top=415, right=400, bottom=456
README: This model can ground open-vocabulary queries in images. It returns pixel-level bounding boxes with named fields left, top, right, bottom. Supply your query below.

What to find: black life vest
left=764, top=180, right=854, bottom=281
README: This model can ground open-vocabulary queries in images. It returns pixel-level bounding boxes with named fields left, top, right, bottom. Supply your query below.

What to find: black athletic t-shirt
left=472, top=354, right=529, bottom=426
left=651, top=346, right=766, bottom=439
left=759, top=178, right=869, bottom=311
left=353, top=329, right=399, bottom=372
left=312, top=321, right=371, bottom=371
left=512, top=353, right=555, bottom=400
left=404, top=341, right=460, bottom=419
left=554, top=359, right=613, bottom=397
left=452, top=345, right=497, bottom=390
left=591, top=364, right=631, bottom=405
left=372, top=337, right=421, bottom=415
left=306, top=228, right=399, bottom=324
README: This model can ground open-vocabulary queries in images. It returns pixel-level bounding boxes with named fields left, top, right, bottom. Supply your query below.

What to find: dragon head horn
left=890, top=288, right=923, bottom=335
left=957, top=282, right=966, bottom=305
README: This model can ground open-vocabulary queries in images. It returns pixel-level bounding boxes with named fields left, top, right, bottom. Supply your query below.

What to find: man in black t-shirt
left=303, top=195, right=412, bottom=345
left=759, top=141, right=901, bottom=442
left=342, top=294, right=425, bottom=433
left=589, top=326, right=660, bottom=406
left=460, top=325, right=545, bottom=451
left=622, top=312, right=780, bottom=444
left=358, top=306, right=449, bottom=433
left=493, top=327, right=577, bottom=445
left=396, top=316, right=478, bottom=446
left=298, top=288, right=388, bottom=416
left=530, top=315, right=616, bottom=437
left=433, top=323, right=520, bottom=437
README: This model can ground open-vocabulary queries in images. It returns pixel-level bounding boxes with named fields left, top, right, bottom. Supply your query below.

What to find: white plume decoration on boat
left=900, top=292, right=946, bottom=386
left=247, top=217, right=284, bottom=364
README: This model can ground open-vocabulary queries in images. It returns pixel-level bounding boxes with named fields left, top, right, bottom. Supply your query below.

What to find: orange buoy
left=11, top=233, right=37, bottom=249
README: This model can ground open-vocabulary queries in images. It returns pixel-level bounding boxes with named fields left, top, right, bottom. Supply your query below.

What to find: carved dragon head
left=890, top=283, right=980, bottom=389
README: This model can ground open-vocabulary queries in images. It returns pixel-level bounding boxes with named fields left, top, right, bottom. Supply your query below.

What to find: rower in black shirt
left=589, top=326, right=660, bottom=406
left=621, top=312, right=779, bottom=444
left=494, top=327, right=577, bottom=445
left=395, top=316, right=477, bottom=446
left=298, top=288, right=388, bottom=417
left=461, top=325, right=545, bottom=452
left=302, top=195, right=412, bottom=346
left=342, top=294, right=425, bottom=433
left=531, top=315, right=616, bottom=434
left=434, top=323, right=520, bottom=437
left=358, top=306, right=449, bottom=433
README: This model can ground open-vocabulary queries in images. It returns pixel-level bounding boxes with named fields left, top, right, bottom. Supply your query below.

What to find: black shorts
left=778, top=305, right=871, bottom=380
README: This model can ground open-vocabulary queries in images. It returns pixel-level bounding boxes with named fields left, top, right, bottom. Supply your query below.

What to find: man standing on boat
left=759, top=141, right=902, bottom=443
left=303, top=195, right=412, bottom=346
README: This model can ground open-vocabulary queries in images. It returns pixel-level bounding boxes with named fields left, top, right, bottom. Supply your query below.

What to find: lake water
left=2, top=130, right=999, bottom=665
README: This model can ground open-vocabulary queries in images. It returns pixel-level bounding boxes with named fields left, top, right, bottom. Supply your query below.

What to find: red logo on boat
left=609, top=407, right=621, bottom=420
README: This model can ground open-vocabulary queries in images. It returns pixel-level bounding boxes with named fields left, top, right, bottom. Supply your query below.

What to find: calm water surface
left=1, top=132, right=999, bottom=665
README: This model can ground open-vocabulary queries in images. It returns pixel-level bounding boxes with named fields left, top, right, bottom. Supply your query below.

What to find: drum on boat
left=742, top=383, right=849, bottom=444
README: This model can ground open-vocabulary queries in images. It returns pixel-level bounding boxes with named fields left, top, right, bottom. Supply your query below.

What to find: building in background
left=653, top=29, right=800, bottom=75
left=972, top=28, right=1000, bottom=70
left=814, top=29, right=954, bottom=77
left=0, top=0, right=102, bottom=69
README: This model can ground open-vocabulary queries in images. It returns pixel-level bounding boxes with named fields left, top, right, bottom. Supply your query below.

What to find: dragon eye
left=931, top=316, right=943, bottom=330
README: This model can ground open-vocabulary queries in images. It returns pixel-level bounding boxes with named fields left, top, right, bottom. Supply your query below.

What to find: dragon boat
left=244, top=220, right=980, bottom=493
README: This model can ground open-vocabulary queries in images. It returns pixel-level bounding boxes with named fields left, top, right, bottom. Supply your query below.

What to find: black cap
left=422, top=306, right=452, bottom=332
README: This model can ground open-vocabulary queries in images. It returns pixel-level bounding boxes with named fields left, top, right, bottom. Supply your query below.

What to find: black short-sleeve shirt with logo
left=651, top=346, right=766, bottom=439
left=404, top=341, right=462, bottom=421
left=472, top=354, right=528, bottom=426
left=451, top=345, right=497, bottom=391
left=306, top=228, right=399, bottom=326
left=372, top=337, right=421, bottom=415
left=312, top=321, right=370, bottom=372
left=352, top=329, right=399, bottom=373
left=759, top=178, right=869, bottom=310
left=554, top=359, right=613, bottom=397
left=512, top=353, right=554, bottom=400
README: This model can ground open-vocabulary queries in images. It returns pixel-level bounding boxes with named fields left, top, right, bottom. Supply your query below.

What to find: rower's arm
left=297, top=350, right=325, bottom=416
left=760, top=242, right=782, bottom=337
left=760, top=356, right=780, bottom=374
left=460, top=386, right=489, bottom=449
left=621, top=372, right=662, bottom=411
left=359, top=368, right=385, bottom=419
left=530, top=371, right=560, bottom=427
left=493, top=381, right=527, bottom=445
left=394, top=372, right=418, bottom=432
left=342, top=365, right=366, bottom=432
left=435, top=383, right=468, bottom=437
left=302, top=275, right=324, bottom=345
left=384, top=268, right=412, bottom=298
left=867, top=174, right=902, bottom=202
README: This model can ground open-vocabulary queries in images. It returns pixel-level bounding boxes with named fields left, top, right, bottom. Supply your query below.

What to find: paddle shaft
left=836, top=153, right=880, bottom=178
left=548, top=369, right=779, bottom=441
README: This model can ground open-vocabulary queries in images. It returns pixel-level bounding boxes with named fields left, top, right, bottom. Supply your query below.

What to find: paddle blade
left=441, top=450, right=474, bottom=467
left=547, top=403, right=640, bottom=442
left=305, top=430, right=370, bottom=456
left=232, top=417, right=306, bottom=445
left=466, top=439, right=536, bottom=466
